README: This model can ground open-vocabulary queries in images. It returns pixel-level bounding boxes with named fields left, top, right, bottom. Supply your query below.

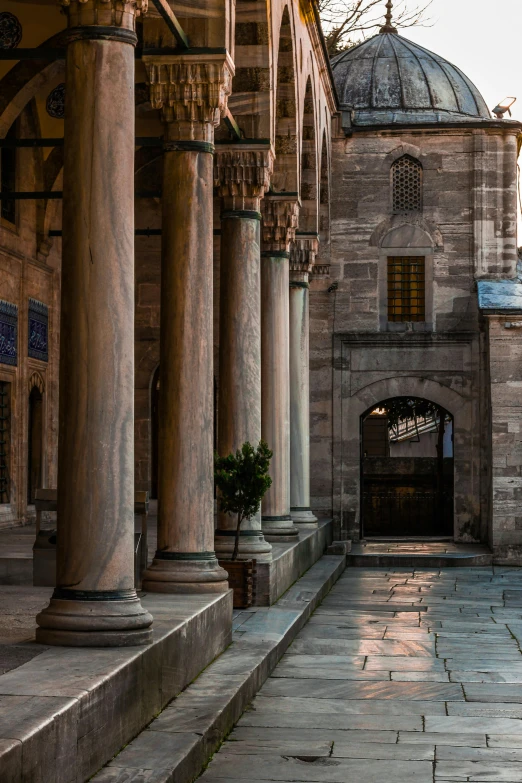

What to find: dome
left=331, top=32, right=491, bottom=126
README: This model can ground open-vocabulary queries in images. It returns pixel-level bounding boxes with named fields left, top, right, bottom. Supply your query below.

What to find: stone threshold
left=0, top=590, right=233, bottom=783
left=91, top=554, right=346, bottom=783
left=256, top=519, right=333, bottom=605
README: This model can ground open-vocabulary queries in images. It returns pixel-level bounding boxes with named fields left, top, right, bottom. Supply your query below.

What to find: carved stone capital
left=310, top=263, right=331, bottom=279
left=261, top=194, right=300, bottom=254
left=290, top=233, right=319, bottom=280
left=215, top=143, right=274, bottom=213
left=60, top=0, right=147, bottom=32
left=144, top=53, right=234, bottom=142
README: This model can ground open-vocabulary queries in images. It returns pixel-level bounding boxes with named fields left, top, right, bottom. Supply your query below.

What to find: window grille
left=387, top=256, right=425, bottom=322
left=0, top=382, right=10, bottom=503
left=392, top=155, right=422, bottom=213
left=1, top=123, right=16, bottom=225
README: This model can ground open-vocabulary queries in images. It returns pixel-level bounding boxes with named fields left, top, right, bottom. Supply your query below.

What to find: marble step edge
left=92, top=554, right=346, bottom=783
left=346, top=553, right=493, bottom=568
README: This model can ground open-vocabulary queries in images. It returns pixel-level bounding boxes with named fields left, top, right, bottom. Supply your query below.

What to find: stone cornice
left=144, top=53, right=234, bottom=142
left=214, top=143, right=274, bottom=212
left=290, top=233, right=319, bottom=276
left=261, top=193, right=300, bottom=254
left=60, top=0, right=148, bottom=31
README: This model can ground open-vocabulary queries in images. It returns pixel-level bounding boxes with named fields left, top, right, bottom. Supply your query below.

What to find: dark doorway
left=150, top=366, right=160, bottom=500
left=361, top=397, right=454, bottom=537
left=28, top=386, right=43, bottom=504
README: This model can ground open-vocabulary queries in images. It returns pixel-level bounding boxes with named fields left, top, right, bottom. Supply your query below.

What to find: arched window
left=392, top=155, right=422, bottom=214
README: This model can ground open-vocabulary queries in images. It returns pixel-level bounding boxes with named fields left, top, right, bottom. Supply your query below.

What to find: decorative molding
left=310, top=263, right=331, bottom=278
left=289, top=233, right=319, bottom=275
left=0, top=301, right=17, bottom=367
left=46, top=83, right=65, bottom=119
left=28, top=371, right=45, bottom=395
left=144, top=54, right=234, bottom=141
left=0, top=12, right=22, bottom=50
left=261, top=194, right=300, bottom=254
left=214, top=144, right=274, bottom=212
left=59, top=0, right=147, bottom=32
left=28, top=299, right=49, bottom=363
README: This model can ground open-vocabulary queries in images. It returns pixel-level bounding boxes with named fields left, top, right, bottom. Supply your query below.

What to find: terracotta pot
left=218, top=559, right=257, bottom=609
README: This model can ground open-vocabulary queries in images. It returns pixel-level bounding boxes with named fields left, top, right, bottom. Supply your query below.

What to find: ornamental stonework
left=290, top=234, right=319, bottom=274
left=145, top=57, right=233, bottom=140
left=0, top=12, right=22, bottom=50
left=59, top=0, right=148, bottom=30
left=214, top=145, right=274, bottom=212
left=261, top=195, right=300, bottom=253
left=46, top=84, right=66, bottom=119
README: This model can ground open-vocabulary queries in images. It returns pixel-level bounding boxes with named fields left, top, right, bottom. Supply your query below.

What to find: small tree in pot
left=215, top=440, right=273, bottom=561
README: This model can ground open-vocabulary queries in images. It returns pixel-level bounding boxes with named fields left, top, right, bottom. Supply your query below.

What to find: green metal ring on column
left=261, top=250, right=290, bottom=259
left=52, top=587, right=139, bottom=601
left=221, top=210, right=262, bottom=221
left=153, top=551, right=218, bottom=561
left=163, top=140, right=215, bottom=155
left=61, top=26, right=138, bottom=47
left=262, top=515, right=293, bottom=522
left=215, top=529, right=264, bottom=537
left=289, top=281, right=309, bottom=289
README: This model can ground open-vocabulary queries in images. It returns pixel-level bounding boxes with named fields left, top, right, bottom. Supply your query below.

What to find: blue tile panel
left=0, top=300, right=17, bottom=366
left=28, top=298, right=48, bottom=362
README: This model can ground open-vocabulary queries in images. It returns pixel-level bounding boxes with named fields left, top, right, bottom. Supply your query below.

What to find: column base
left=35, top=588, right=153, bottom=648
left=262, top=515, right=300, bottom=542
left=291, top=507, right=318, bottom=527
left=214, top=530, right=273, bottom=562
left=142, top=553, right=229, bottom=594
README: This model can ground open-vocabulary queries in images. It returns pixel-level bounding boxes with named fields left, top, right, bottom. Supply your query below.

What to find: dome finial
left=380, top=0, right=398, bottom=33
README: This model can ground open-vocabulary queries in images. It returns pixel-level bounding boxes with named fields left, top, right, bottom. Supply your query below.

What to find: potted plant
left=215, top=440, right=272, bottom=607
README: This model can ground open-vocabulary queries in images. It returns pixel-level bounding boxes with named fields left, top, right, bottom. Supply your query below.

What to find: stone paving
left=200, top=566, right=522, bottom=782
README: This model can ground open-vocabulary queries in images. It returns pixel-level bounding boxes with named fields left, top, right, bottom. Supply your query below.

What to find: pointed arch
left=298, top=75, right=318, bottom=233
left=271, top=7, right=298, bottom=193
left=28, top=371, right=45, bottom=395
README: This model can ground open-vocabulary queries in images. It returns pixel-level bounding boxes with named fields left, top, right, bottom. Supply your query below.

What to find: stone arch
left=334, top=372, right=477, bottom=543
left=317, top=129, right=330, bottom=260
left=271, top=6, right=299, bottom=193
left=381, top=223, right=434, bottom=250
left=28, top=371, right=45, bottom=395
left=298, top=75, right=318, bottom=233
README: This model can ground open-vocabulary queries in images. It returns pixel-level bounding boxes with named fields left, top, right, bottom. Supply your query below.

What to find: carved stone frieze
left=290, top=233, right=319, bottom=280
left=261, top=194, right=300, bottom=254
left=214, top=144, right=274, bottom=212
left=60, top=0, right=148, bottom=31
left=310, top=263, right=331, bottom=278
left=144, top=54, right=234, bottom=142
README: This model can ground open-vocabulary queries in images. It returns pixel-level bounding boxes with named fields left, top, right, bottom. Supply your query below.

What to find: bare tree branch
left=320, top=0, right=433, bottom=57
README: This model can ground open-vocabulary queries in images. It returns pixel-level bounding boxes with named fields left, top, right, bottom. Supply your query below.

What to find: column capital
left=290, top=233, right=319, bottom=282
left=215, top=143, right=274, bottom=213
left=261, top=193, right=300, bottom=255
left=60, top=0, right=147, bottom=33
left=310, top=263, right=331, bottom=279
left=144, top=53, right=234, bottom=142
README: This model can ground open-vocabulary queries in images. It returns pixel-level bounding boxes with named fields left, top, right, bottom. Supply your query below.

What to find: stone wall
left=487, top=315, right=522, bottom=561
left=308, top=124, right=517, bottom=541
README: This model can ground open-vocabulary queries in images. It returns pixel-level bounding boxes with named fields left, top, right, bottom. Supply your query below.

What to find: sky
left=401, top=0, right=522, bottom=122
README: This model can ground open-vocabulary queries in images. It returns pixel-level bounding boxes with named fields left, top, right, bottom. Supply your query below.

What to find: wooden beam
left=150, top=0, right=189, bottom=49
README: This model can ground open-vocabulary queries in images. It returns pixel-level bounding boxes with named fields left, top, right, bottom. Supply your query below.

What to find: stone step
left=91, top=554, right=346, bottom=783
left=346, top=552, right=493, bottom=568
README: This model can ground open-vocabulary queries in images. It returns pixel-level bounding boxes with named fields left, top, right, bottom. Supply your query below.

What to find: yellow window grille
left=387, top=256, right=425, bottom=322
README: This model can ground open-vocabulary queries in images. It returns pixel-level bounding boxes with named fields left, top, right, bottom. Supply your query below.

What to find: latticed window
left=0, top=382, right=10, bottom=503
left=392, top=155, right=422, bottom=213
left=387, top=257, right=425, bottom=322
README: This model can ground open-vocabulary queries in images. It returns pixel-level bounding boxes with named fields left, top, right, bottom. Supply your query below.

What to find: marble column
left=214, top=144, right=274, bottom=561
left=36, top=0, right=153, bottom=646
left=141, top=54, right=233, bottom=592
left=289, top=235, right=319, bottom=527
left=260, top=195, right=300, bottom=541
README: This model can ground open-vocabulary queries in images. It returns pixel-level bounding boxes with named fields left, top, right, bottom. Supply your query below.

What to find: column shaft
left=142, top=145, right=228, bottom=592
left=215, top=214, right=272, bottom=561
left=36, top=26, right=152, bottom=645
left=289, top=278, right=317, bottom=526
left=261, top=254, right=298, bottom=540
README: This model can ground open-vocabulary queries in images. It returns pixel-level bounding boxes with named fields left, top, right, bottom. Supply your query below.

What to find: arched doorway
left=361, top=396, right=454, bottom=537
left=28, top=385, right=43, bottom=504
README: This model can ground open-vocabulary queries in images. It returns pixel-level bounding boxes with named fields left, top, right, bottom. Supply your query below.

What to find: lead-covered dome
left=332, top=32, right=491, bottom=126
